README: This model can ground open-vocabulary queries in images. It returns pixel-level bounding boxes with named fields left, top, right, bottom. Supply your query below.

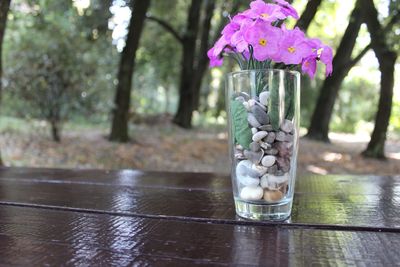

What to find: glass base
left=234, top=198, right=292, bottom=221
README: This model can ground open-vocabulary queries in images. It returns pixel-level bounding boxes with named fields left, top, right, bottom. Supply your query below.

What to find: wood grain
left=0, top=168, right=399, bottom=230
left=0, top=205, right=398, bottom=266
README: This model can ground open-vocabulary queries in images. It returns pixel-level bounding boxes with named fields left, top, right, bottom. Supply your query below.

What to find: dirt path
left=1, top=123, right=399, bottom=176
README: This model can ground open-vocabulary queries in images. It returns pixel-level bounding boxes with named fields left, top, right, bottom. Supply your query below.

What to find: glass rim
left=227, top=68, right=300, bottom=77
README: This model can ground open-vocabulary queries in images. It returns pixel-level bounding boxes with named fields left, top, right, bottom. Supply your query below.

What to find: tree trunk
left=173, top=0, right=203, bottom=128
left=0, top=0, right=11, bottom=166
left=306, top=0, right=363, bottom=142
left=192, top=0, right=215, bottom=112
left=361, top=0, right=397, bottom=159
left=0, top=0, right=11, bottom=102
left=109, top=0, right=151, bottom=142
left=295, top=0, right=322, bottom=32
left=50, top=120, right=61, bottom=143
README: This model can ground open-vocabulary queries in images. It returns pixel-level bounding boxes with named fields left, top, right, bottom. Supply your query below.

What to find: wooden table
left=0, top=167, right=399, bottom=266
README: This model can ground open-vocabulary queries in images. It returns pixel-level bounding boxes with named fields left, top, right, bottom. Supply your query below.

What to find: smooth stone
left=286, top=142, right=293, bottom=149
left=259, top=91, right=270, bottom=106
left=261, top=155, right=276, bottom=167
left=258, top=125, right=273, bottom=131
left=265, top=132, right=276, bottom=144
left=279, top=182, right=289, bottom=195
left=236, top=144, right=244, bottom=150
left=276, top=170, right=284, bottom=176
left=240, top=186, right=264, bottom=200
left=251, top=127, right=258, bottom=135
left=276, top=157, right=291, bottom=172
left=251, top=105, right=269, bottom=125
left=234, top=152, right=246, bottom=160
left=252, top=131, right=268, bottom=142
left=236, top=160, right=259, bottom=178
left=274, top=142, right=290, bottom=157
left=255, top=101, right=267, bottom=111
left=247, top=113, right=261, bottom=128
left=275, top=131, right=286, bottom=141
left=285, top=134, right=294, bottom=142
left=261, top=174, right=281, bottom=189
left=239, top=92, right=250, bottom=100
left=281, top=119, right=294, bottom=133
left=263, top=189, right=283, bottom=202
left=237, top=174, right=259, bottom=187
left=268, top=165, right=278, bottom=174
left=249, top=142, right=261, bottom=152
left=268, top=173, right=290, bottom=183
left=244, top=150, right=264, bottom=164
left=252, top=164, right=268, bottom=176
left=243, top=102, right=250, bottom=111
left=265, top=148, right=278, bottom=155
left=260, top=174, right=269, bottom=188
left=248, top=99, right=256, bottom=107
left=260, top=142, right=271, bottom=150
left=235, top=96, right=245, bottom=103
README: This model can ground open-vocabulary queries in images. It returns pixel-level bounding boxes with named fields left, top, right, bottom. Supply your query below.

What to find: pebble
left=234, top=151, right=246, bottom=160
left=252, top=164, right=268, bottom=176
left=249, top=142, right=261, bottom=152
left=239, top=92, right=250, bottom=100
left=247, top=113, right=261, bottom=128
left=252, top=131, right=268, bottom=142
left=259, top=91, right=270, bottom=106
left=274, top=142, right=290, bottom=157
left=237, top=175, right=260, bottom=187
left=276, top=157, right=290, bottom=172
left=240, top=186, right=264, bottom=200
left=261, top=155, right=276, bottom=167
left=265, top=132, right=276, bottom=144
left=260, top=174, right=269, bottom=188
left=258, top=125, right=273, bottom=131
left=235, top=96, right=245, bottom=103
left=264, top=148, right=278, bottom=155
left=260, top=142, right=271, bottom=150
left=251, top=127, right=258, bottom=135
left=243, top=102, right=250, bottom=111
left=236, top=160, right=259, bottom=178
left=281, top=119, right=294, bottom=133
left=263, top=189, right=283, bottom=202
left=268, top=165, right=278, bottom=174
left=268, top=173, right=289, bottom=184
left=248, top=99, right=256, bottom=107
left=275, top=131, right=286, bottom=141
left=255, top=101, right=267, bottom=111
left=251, top=105, right=269, bottom=125
left=244, top=150, right=263, bottom=164
left=285, top=134, right=294, bottom=142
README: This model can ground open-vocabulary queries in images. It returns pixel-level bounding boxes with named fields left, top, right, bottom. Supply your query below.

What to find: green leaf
left=269, top=79, right=280, bottom=131
left=231, top=100, right=252, bottom=149
left=285, top=77, right=295, bottom=120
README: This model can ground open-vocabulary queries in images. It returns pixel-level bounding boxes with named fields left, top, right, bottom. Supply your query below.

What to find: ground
left=1, top=118, right=399, bottom=176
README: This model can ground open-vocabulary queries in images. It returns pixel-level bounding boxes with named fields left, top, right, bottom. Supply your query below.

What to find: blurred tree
left=0, top=0, right=11, bottom=165
left=295, top=0, right=322, bottom=32
left=109, top=0, right=151, bottom=142
left=5, top=0, right=106, bottom=142
left=306, top=0, right=363, bottom=142
left=361, top=0, right=398, bottom=159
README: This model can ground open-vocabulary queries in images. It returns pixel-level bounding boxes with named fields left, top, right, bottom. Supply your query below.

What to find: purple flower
left=276, top=26, right=312, bottom=65
left=320, top=45, right=333, bottom=76
left=207, top=47, right=224, bottom=67
left=301, top=57, right=317, bottom=78
left=244, top=20, right=282, bottom=61
left=272, top=0, right=299, bottom=19
left=244, top=0, right=286, bottom=22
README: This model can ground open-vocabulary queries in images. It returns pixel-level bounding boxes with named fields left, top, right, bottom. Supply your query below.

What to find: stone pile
left=233, top=91, right=295, bottom=202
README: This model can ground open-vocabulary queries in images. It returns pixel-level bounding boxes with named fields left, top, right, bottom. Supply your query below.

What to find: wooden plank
left=0, top=205, right=398, bottom=266
left=0, top=176, right=399, bottom=230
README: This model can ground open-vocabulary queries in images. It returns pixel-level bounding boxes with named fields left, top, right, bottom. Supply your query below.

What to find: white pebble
left=281, top=119, right=294, bottom=133
left=248, top=99, right=256, bottom=107
left=236, top=160, right=259, bottom=178
left=252, top=164, right=268, bottom=176
left=243, top=101, right=250, bottom=111
left=251, top=127, right=258, bottom=135
left=237, top=175, right=260, bottom=187
left=252, top=131, right=268, bottom=142
left=261, top=155, right=276, bottom=167
left=259, top=91, right=270, bottom=106
left=240, top=186, right=264, bottom=200
left=260, top=174, right=269, bottom=188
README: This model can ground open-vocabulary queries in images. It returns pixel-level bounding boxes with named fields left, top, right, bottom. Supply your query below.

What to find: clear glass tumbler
left=226, top=69, right=300, bottom=220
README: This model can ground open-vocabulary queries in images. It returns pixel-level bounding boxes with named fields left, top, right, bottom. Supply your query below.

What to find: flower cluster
left=207, top=0, right=333, bottom=78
